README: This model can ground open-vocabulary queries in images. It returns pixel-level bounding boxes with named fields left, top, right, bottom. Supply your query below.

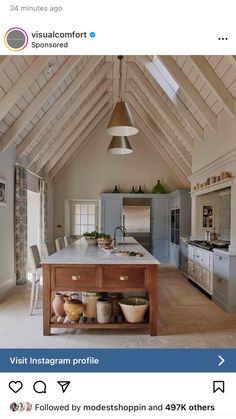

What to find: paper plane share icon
left=57, top=381, right=71, bottom=393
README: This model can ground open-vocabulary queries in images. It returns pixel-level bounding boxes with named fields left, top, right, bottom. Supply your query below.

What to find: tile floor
left=0, top=265, right=236, bottom=348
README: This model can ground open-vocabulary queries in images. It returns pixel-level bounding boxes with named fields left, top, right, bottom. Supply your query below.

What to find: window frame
left=65, top=199, right=101, bottom=236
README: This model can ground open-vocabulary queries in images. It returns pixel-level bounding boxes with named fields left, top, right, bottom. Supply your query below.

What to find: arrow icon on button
left=57, top=381, right=70, bottom=393
left=218, top=355, right=225, bottom=366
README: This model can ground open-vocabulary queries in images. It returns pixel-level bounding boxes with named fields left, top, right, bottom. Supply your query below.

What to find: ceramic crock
left=64, top=293, right=84, bottom=321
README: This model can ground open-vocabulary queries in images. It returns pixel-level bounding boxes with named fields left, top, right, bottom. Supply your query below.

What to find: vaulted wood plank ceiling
left=0, top=55, right=235, bottom=187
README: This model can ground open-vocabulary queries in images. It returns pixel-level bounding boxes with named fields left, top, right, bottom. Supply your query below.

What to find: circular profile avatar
left=18, top=402, right=25, bottom=412
left=10, top=402, right=19, bottom=412
left=4, top=27, right=28, bottom=51
left=25, top=402, right=32, bottom=412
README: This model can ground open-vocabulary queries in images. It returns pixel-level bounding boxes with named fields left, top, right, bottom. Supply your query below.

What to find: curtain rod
left=14, top=163, right=45, bottom=180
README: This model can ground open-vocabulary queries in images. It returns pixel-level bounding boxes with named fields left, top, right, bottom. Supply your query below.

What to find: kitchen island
left=41, top=237, right=159, bottom=336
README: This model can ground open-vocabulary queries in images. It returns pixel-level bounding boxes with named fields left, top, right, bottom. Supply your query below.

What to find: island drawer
left=52, top=267, right=99, bottom=289
left=102, top=267, right=146, bottom=289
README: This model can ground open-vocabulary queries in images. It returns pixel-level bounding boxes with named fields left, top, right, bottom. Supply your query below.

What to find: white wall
left=191, top=109, right=236, bottom=250
left=193, top=110, right=236, bottom=173
left=53, top=129, right=182, bottom=237
left=0, top=146, right=16, bottom=295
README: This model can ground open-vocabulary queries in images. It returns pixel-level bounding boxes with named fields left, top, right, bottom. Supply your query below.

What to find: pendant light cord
left=118, top=55, right=123, bottom=101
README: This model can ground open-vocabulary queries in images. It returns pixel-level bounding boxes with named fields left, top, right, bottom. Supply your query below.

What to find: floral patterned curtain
left=15, top=166, right=27, bottom=285
left=39, top=178, right=48, bottom=253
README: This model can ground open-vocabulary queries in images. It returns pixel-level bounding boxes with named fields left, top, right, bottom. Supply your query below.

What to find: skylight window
left=153, top=56, right=179, bottom=93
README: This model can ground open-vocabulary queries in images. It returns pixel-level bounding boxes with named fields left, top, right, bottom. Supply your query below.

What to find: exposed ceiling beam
left=0, top=56, right=11, bottom=70
left=190, top=55, right=235, bottom=117
left=128, top=62, right=194, bottom=151
left=49, top=112, right=110, bottom=180
left=36, top=82, right=112, bottom=172
left=26, top=65, right=111, bottom=167
left=0, top=56, right=50, bottom=122
left=0, top=56, right=83, bottom=152
left=129, top=104, right=189, bottom=188
left=128, top=94, right=191, bottom=179
left=127, top=80, right=192, bottom=169
left=16, top=56, right=105, bottom=159
left=43, top=96, right=112, bottom=173
left=158, top=56, right=217, bottom=131
left=136, top=56, right=204, bottom=142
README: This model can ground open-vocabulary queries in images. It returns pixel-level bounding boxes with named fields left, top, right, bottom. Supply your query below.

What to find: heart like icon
left=9, top=381, right=23, bottom=393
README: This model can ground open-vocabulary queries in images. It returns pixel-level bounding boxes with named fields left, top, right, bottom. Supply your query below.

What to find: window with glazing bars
left=72, top=202, right=98, bottom=235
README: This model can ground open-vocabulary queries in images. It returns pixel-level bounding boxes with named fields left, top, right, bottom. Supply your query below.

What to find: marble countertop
left=41, top=237, right=159, bottom=265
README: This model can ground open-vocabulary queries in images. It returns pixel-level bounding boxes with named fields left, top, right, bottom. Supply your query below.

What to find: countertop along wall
left=53, top=128, right=182, bottom=238
left=0, top=146, right=16, bottom=295
left=191, top=109, right=236, bottom=250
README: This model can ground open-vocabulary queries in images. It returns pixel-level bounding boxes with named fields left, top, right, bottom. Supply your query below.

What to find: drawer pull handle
left=72, top=275, right=81, bottom=281
left=119, top=275, right=129, bottom=281
left=219, top=257, right=222, bottom=261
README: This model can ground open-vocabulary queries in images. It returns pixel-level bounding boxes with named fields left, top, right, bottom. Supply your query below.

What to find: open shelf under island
left=41, top=237, right=159, bottom=336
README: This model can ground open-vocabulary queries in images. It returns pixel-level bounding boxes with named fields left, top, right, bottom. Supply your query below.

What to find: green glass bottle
left=152, top=179, right=165, bottom=194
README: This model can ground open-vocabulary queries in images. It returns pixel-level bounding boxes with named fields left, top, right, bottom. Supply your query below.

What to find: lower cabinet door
left=188, top=260, right=194, bottom=278
left=169, top=244, right=179, bottom=267
left=193, top=264, right=201, bottom=286
left=201, top=267, right=213, bottom=295
left=213, top=274, right=228, bottom=301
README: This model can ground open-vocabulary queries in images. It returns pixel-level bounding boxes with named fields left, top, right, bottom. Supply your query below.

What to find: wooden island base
left=43, top=263, right=158, bottom=336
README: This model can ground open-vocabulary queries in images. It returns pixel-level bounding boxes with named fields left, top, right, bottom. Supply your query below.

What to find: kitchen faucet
left=113, top=225, right=127, bottom=247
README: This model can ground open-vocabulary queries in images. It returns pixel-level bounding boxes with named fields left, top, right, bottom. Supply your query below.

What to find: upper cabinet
left=101, top=194, right=122, bottom=236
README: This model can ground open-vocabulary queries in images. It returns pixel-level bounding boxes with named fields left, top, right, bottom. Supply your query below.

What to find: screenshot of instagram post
left=0, top=0, right=236, bottom=417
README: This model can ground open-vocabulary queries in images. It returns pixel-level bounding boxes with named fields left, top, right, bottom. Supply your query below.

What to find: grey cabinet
left=180, top=238, right=189, bottom=275
left=101, top=195, right=122, bottom=236
left=213, top=250, right=236, bottom=313
left=151, top=196, right=169, bottom=262
left=169, top=190, right=191, bottom=267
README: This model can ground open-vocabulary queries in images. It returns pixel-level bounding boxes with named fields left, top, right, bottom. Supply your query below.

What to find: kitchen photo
left=0, top=54, right=236, bottom=348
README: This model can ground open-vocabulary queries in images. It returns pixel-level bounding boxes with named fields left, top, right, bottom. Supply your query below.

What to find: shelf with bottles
left=191, top=175, right=234, bottom=196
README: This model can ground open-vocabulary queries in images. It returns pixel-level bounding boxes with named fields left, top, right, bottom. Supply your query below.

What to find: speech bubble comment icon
left=33, top=380, right=47, bottom=394
left=4, top=27, right=28, bottom=51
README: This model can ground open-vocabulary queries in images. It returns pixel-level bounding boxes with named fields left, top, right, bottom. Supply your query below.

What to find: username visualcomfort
left=31, top=30, right=87, bottom=49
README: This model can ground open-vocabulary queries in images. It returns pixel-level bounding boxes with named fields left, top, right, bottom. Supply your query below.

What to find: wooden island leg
left=149, top=265, right=158, bottom=336
left=43, top=265, right=51, bottom=336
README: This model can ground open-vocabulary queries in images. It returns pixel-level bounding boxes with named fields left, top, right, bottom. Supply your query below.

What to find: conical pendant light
left=107, top=136, right=133, bottom=154
left=106, top=56, right=138, bottom=136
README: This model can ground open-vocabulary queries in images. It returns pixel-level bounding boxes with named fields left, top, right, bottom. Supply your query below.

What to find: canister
left=96, top=298, right=112, bottom=323
left=82, top=292, right=102, bottom=318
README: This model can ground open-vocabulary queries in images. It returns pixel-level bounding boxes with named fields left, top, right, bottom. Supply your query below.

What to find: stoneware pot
left=119, top=297, right=149, bottom=323
left=96, top=298, right=112, bottom=323
left=52, top=292, right=67, bottom=317
left=64, top=293, right=84, bottom=321
left=107, top=292, right=121, bottom=317
left=82, top=292, right=102, bottom=318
